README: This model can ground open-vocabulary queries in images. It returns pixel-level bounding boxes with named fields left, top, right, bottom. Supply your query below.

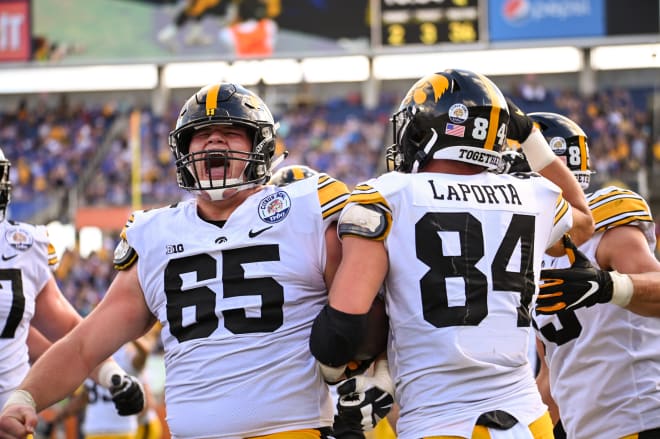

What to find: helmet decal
left=405, top=73, right=450, bottom=106
left=448, top=103, right=469, bottom=123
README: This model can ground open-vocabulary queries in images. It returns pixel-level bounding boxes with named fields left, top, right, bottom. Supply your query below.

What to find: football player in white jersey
left=0, top=82, right=349, bottom=439
left=0, top=148, right=145, bottom=420
left=528, top=112, right=660, bottom=438
left=310, top=69, right=594, bottom=439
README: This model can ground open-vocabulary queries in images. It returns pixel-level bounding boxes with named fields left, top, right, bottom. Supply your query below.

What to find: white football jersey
left=343, top=170, right=572, bottom=439
left=0, top=220, right=58, bottom=408
left=534, top=186, right=660, bottom=438
left=82, top=345, right=139, bottom=435
left=117, top=174, right=347, bottom=438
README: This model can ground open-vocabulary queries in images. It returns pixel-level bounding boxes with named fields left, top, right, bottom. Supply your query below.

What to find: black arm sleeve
left=309, top=305, right=368, bottom=367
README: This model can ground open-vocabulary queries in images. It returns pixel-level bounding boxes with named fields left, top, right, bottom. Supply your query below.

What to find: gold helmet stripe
left=579, top=136, right=588, bottom=171
left=478, top=73, right=501, bottom=151
left=206, top=84, right=221, bottom=116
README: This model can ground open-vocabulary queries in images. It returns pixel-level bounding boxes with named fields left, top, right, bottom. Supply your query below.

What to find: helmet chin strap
left=197, top=178, right=257, bottom=201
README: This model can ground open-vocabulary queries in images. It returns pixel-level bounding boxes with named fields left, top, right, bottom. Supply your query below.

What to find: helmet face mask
left=387, top=69, right=510, bottom=173
left=0, top=150, right=11, bottom=219
left=169, top=83, right=277, bottom=199
left=529, top=112, right=593, bottom=190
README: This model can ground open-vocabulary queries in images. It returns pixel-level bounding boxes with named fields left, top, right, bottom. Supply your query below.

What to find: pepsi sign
left=489, top=0, right=605, bottom=41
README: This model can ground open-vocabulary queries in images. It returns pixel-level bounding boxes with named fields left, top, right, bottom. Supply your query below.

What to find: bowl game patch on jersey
left=258, top=191, right=291, bottom=224
left=5, top=227, right=33, bottom=251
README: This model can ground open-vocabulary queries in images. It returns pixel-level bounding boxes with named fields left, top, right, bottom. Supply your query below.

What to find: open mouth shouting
left=203, top=151, right=230, bottom=181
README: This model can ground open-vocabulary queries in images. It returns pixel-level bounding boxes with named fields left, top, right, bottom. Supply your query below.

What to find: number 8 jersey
left=340, top=170, right=572, bottom=439
left=114, top=174, right=348, bottom=439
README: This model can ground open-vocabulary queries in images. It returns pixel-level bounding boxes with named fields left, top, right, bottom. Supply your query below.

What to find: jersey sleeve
left=36, top=225, right=60, bottom=272
left=338, top=182, right=393, bottom=241
left=547, top=193, right=573, bottom=249
left=316, top=173, right=349, bottom=223
left=113, top=212, right=139, bottom=270
left=588, top=186, right=656, bottom=250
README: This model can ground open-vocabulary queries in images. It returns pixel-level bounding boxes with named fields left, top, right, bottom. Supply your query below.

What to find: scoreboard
left=379, top=0, right=481, bottom=47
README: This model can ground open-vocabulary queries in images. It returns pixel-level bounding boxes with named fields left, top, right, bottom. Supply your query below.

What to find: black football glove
left=109, top=374, right=145, bottom=416
left=505, top=97, right=534, bottom=143
left=334, top=360, right=394, bottom=433
left=537, top=236, right=614, bottom=314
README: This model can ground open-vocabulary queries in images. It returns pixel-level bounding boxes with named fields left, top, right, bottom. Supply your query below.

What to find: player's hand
left=498, top=150, right=531, bottom=174
left=0, top=405, right=38, bottom=438
left=109, top=374, right=145, bottom=416
left=505, top=97, right=534, bottom=142
left=334, top=359, right=394, bottom=433
left=537, top=236, right=614, bottom=314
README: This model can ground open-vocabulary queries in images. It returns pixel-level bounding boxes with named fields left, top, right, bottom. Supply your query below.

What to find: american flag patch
left=445, top=123, right=465, bottom=137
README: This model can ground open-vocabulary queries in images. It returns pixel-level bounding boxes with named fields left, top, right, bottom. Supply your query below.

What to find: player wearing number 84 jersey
left=310, top=69, right=594, bottom=439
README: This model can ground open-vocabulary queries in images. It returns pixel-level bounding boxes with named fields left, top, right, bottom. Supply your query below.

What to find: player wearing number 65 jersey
left=310, top=69, right=594, bottom=439
left=0, top=83, right=348, bottom=439
left=530, top=112, right=660, bottom=439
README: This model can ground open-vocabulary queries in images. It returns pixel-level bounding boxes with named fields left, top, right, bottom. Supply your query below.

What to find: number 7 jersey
left=115, top=174, right=348, bottom=439
left=0, top=220, right=58, bottom=408
left=342, top=170, right=572, bottom=439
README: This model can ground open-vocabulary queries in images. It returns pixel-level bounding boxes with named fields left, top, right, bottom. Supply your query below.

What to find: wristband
left=98, top=361, right=126, bottom=389
left=3, top=389, right=36, bottom=411
left=520, top=129, right=556, bottom=171
left=609, top=271, right=634, bottom=307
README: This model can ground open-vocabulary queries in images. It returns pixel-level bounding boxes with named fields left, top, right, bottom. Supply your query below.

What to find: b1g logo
left=166, top=244, right=185, bottom=254
left=258, top=191, right=291, bottom=224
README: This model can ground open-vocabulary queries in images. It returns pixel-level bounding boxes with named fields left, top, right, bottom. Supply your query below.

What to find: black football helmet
left=0, top=148, right=11, bottom=219
left=528, top=112, right=592, bottom=189
left=268, top=164, right=318, bottom=187
left=169, top=82, right=277, bottom=199
left=387, top=69, right=510, bottom=173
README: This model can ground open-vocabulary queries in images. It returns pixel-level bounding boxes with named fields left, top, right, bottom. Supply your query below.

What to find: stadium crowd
left=1, top=86, right=656, bottom=217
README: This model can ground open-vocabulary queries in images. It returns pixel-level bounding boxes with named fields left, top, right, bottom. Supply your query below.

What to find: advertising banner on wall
left=29, top=0, right=370, bottom=63
left=0, top=0, right=31, bottom=62
left=488, top=0, right=605, bottom=41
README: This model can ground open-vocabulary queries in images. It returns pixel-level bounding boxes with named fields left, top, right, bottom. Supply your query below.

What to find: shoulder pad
left=338, top=204, right=390, bottom=241
left=113, top=238, right=138, bottom=270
